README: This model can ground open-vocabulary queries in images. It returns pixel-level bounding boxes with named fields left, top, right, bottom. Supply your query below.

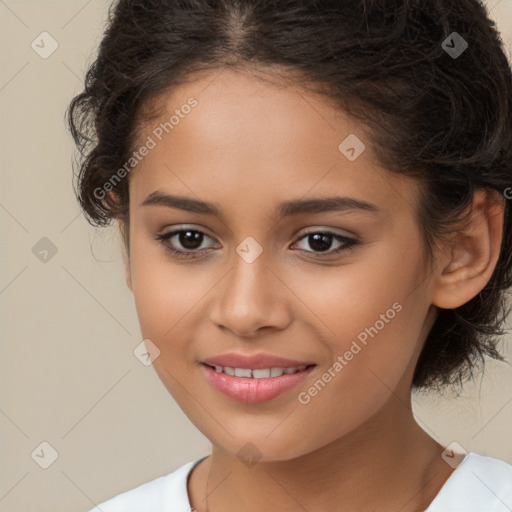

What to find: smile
left=200, top=363, right=316, bottom=403
left=205, top=364, right=309, bottom=378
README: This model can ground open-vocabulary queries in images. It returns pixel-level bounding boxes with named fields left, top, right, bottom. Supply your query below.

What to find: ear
left=431, top=189, right=505, bottom=309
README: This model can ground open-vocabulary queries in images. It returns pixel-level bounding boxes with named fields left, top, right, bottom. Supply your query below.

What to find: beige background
left=0, top=1, right=511, bottom=510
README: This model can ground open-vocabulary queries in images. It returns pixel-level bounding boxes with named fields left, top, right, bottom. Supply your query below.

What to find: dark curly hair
left=67, top=0, right=512, bottom=391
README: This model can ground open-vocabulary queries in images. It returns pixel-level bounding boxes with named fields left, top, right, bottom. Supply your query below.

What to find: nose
left=209, top=251, right=292, bottom=338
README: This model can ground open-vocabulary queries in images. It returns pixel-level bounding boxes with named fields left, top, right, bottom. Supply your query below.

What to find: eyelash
left=154, top=228, right=359, bottom=260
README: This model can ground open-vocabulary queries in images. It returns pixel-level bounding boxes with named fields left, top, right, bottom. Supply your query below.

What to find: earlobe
left=431, top=189, right=505, bottom=310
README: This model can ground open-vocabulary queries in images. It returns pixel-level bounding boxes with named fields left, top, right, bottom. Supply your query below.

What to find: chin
left=203, top=421, right=322, bottom=464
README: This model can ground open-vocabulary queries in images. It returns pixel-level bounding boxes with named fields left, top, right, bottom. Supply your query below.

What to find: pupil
left=309, top=233, right=332, bottom=252
left=180, top=231, right=203, bottom=249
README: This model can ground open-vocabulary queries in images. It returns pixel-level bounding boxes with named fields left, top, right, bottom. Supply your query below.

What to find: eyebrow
left=141, top=190, right=381, bottom=218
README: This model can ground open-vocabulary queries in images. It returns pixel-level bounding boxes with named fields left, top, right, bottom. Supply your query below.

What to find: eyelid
left=157, top=225, right=219, bottom=246
left=295, top=226, right=357, bottom=240
left=159, top=223, right=213, bottom=235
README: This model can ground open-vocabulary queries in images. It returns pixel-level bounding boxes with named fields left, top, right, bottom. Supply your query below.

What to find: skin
left=120, top=66, right=505, bottom=512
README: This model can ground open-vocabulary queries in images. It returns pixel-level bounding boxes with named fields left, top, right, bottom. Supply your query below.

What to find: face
left=124, top=67, right=438, bottom=461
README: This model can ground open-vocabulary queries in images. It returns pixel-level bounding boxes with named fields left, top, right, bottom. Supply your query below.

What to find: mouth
left=200, top=362, right=317, bottom=404
left=203, top=363, right=313, bottom=378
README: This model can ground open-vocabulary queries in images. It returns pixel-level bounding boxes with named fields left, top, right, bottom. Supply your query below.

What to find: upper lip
left=201, top=352, right=315, bottom=369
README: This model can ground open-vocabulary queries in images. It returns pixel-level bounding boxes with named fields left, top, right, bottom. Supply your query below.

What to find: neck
left=189, top=394, right=454, bottom=512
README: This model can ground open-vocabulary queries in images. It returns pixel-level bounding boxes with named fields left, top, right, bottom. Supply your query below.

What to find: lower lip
left=200, top=363, right=316, bottom=404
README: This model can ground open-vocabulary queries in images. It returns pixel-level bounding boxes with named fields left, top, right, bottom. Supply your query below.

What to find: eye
left=291, top=230, right=358, bottom=257
left=154, top=227, right=359, bottom=260
left=155, top=227, right=218, bottom=259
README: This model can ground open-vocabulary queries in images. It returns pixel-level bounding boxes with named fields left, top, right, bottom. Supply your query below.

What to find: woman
left=67, top=0, right=512, bottom=510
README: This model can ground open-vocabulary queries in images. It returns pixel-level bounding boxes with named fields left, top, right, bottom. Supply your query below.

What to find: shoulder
left=87, top=457, right=205, bottom=512
left=426, top=452, right=512, bottom=512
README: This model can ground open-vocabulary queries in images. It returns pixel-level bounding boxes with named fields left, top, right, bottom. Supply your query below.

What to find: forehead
left=130, top=67, right=420, bottom=220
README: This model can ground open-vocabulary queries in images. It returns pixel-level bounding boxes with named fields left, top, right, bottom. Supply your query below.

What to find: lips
left=201, top=352, right=314, bottom=370
left=200, top=352, right=317, bottom=404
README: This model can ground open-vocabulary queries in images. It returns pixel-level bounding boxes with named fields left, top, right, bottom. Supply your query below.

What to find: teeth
left=234, top=368, right=252, bottom=378
left=252, top=368, right=270, bottom=378
left=209, top=364, right=309, bottom=378
left=270, top=367, right=284, bottom=377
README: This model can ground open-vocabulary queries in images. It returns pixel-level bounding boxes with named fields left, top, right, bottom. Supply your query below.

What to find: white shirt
left=88, top=452, right=512, bottom=512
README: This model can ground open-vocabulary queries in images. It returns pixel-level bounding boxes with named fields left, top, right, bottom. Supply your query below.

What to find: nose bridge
left=210, top=245, right=290, bottom=336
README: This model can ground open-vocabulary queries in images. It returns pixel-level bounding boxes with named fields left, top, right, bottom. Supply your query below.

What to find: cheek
left=286, top=243, right=427, bottom=411
left=288, top=237, right=422, bottom=349
left=128, top=237, right=209, bottom=342
left=287, top=295, right=424, bottom=453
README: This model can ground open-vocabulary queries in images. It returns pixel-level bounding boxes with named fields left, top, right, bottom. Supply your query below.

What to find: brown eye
left=292, top=231, right=358, bottom=256
left=155, top=228, right=218, bottom=259
left=175, top=230, right=204, bottom=250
